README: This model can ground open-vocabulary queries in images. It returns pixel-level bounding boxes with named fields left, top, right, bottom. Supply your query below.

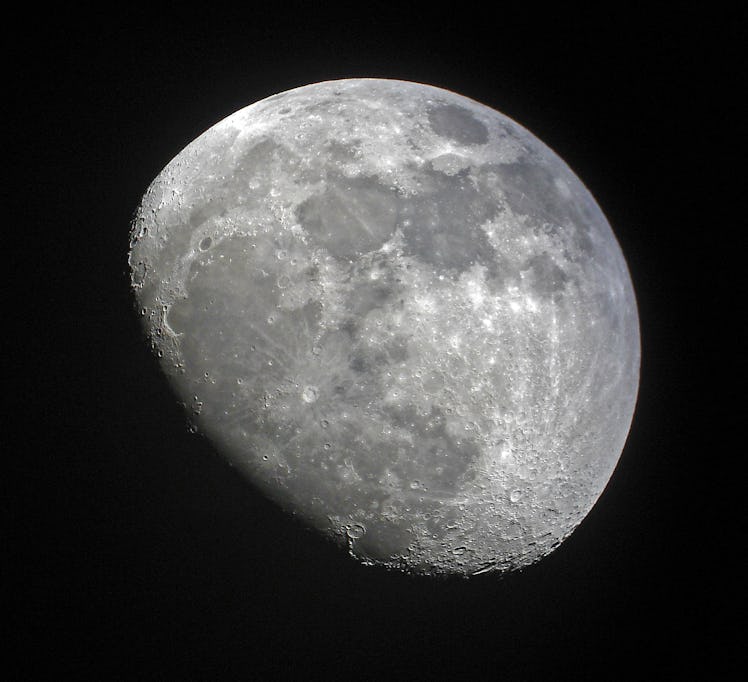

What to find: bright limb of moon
left=129, top=79, right=640, bottom=576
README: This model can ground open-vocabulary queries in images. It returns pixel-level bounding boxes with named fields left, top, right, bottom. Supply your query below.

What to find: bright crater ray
left=129, top=79, right=640, bottom=576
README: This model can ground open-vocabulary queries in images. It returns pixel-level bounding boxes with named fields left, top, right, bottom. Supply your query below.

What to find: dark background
left=12, top=4, right=739, bottom=678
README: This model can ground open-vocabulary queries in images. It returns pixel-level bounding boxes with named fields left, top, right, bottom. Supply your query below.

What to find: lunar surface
left=129, top=79, right=639, bottom=576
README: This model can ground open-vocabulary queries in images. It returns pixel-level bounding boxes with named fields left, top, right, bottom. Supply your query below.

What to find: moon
left=129, top=79, right=640, bottom=576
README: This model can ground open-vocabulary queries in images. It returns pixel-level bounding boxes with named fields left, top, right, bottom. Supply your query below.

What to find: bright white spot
left=414, top=293, right=435, bottom=313
left=302, top=386, right=318, bottom=403
left=499, top=443, right=515, bottom=464
left=467, top=280, right=484, bottom=309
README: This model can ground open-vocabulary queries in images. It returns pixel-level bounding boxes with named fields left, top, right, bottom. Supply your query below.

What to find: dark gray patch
left=345, top=254, right=401, bottom=317
left=168, top=234, right=322, bottom=436
left=186, top=137, right=298, bottom=229
left=521, top=252, right=568, bottom=298
left=234, top=137, right=280, bottom=177
left=189, top=200, right=226, bottom=228
left=427, top=103, right=488, bottom=145
left=340, top=317, right=361, bottom=340
left=484, top=253, right=521, bottom=293
left=489, top=161, right=566, bottom=222
left=296, top=175, right=399, bottom=259
left=399, top=166, right=498, bottom=272
left=349, top=334, right=409, bottom=374
left=486, top=161, right=598, bottom=257
left=340, top=318, right=359, bottom=338
left=349, top=346, right=387, bottom=374
left=324, top=139, right=362, bottom=163
left=349, top=353, right=373, bottom=373
left=302, top=99, right=344, bottom=117
left=352, top=517, right=414, bottom=563
left=572, top=224, right=594, bottom=256
left=305, top=263, right=321, bottom=282
left=347, top=283, right=394, bottom=318
left=386, top=334, right=409, bottom=363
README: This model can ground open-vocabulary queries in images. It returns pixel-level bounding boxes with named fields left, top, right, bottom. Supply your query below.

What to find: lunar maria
left=129, top=79, right=640, bottom=576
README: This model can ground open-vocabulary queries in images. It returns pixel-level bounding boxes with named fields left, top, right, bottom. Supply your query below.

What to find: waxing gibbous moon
left=129, top=79, right=639, bottom=576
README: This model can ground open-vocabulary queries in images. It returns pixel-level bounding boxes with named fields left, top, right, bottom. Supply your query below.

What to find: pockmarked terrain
left=129, top=79, right=640, bottom=576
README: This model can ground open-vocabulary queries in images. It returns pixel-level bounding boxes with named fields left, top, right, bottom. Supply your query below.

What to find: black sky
left=11, top=5, right=740, bottom=678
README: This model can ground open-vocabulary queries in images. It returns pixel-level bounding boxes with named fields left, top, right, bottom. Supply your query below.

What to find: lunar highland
left=129, top=79, right=640, bottom=576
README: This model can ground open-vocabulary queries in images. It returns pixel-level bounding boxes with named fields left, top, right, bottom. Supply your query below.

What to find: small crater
left=132, top=261, right=146, bottom=286
left=199, top=237, right=212, bottom=251
left=429, top=153, right=470, bottom=177
left=347, top=524, right=366, bottom=539
left=302, top=386, right=318, bottom=403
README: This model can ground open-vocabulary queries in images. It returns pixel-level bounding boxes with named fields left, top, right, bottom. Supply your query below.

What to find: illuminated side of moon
left=129, top=79, right=640, bottom=576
